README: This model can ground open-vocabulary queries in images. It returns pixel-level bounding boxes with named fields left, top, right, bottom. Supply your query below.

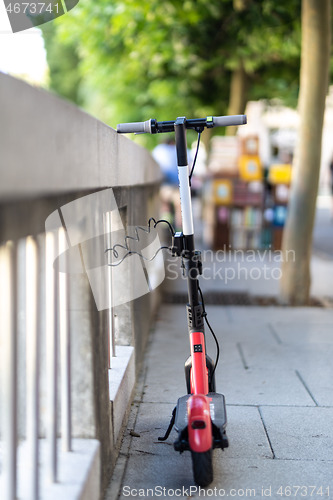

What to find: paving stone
left=119, top=455, right=333, bottom=500
left=273, top=323, right=333, bottom=344
left=296, top=366, right=333, bottom=407
left=221, top=365, right=315, bottom=407
left=228, top=307, right=333, bottom=324
left=277, top=344, right=333, bottom=406
left=225, top=405, right=273, bottom=459
left=125, top=402, right=176, bottom=456
left=142, top=361, right=189, bottom=404
left=227, top=306, right=287, bottom=324
left=260, top=406, right=333, bottom=461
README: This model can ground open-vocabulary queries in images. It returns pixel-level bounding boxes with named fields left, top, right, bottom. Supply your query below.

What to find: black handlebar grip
left=117, top=119, right=152, bottom=134
left=213, top=115, right=247, bottom=127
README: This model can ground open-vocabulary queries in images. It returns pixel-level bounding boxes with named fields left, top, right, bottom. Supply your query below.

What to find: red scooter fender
left=187, top=394, right=212, bottom=453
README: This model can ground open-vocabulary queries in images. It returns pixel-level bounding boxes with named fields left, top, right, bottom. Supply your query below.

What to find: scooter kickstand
left=158, top=407, right=177, bottom=441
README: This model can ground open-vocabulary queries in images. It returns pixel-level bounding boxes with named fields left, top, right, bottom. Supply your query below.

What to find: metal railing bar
left=0, top=241, right=18, bottom=500
left=105, top=211, right=116, bottom=369
left=45, top=231, right=58, bottom=483
left=25, top=236, right=40, bottom=499
left=58, top=227, right=72, bottom=452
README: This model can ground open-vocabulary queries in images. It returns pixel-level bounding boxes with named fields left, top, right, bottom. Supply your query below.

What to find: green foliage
left=41, top=20, right=83, bottom=105
left=42, top=0, right=303, bottom=138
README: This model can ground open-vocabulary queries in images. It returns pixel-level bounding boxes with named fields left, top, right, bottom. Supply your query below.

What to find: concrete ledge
left=109, top=346, right=135, bottom=446
left=0, top=439, right=100, bottom=500
left=0, top=73, right=161, bottom=199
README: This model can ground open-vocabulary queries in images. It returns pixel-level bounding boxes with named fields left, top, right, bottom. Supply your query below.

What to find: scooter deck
left=173, top=392, right=229, bottom=452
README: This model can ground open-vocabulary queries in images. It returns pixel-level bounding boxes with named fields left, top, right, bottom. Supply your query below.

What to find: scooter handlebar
left=117, top=119, right=153, bottom=134
left=212, top=115, right=247, bottom=127
left=117, top=115, right=247, bottom=134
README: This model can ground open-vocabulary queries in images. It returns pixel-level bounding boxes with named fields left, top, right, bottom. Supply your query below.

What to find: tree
left=280, top=0, right=331, bottom=305
left=41, top=0, right=302, bottom=137
left=41, top=21, right=83, bottom=105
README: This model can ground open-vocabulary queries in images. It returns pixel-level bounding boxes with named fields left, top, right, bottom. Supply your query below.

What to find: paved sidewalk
left=105, top=248, right=333, bottom=500
left=106, top=311, right=333, bottom=498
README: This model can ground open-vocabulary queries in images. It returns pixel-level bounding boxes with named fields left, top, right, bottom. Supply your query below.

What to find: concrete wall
left=0, top=72, right=161, bottom=198
left=0, top=72, right=163, bottom=496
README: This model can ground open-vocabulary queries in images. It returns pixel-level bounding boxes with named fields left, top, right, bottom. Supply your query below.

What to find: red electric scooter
left=117, top=114, right=247, bottom=486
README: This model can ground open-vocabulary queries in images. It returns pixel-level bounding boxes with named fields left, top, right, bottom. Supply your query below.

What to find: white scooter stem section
left=178, top=165, right=194, bottom=236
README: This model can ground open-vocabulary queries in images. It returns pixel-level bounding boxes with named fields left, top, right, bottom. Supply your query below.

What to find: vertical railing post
left=45, top=231, right=58, bottom=482
left=0, top=241, right=18, bottom=500
left=25, top=236, right=40, bottom=500
left=58, top=227, right=72, bottom=452
left=105, top=212, right=116, bottom=369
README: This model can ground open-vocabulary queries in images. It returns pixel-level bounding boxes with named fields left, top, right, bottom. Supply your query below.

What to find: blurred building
left=239, top=93, right=333, bottom=195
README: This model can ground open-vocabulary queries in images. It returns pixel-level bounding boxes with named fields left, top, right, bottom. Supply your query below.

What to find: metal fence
left=0, top=72, right=162, bottom=499
left=0, top=218, right=124, bottom=499
left=1, top=230, right=69, bottom=498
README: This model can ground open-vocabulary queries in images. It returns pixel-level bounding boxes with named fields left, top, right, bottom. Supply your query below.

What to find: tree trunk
left=280, top=0, right=331, bottom=305
left=226, top=61, right=249, bottom=136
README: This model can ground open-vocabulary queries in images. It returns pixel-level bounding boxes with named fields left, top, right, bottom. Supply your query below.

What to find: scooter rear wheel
left=191, top=448, right=213, bottom=487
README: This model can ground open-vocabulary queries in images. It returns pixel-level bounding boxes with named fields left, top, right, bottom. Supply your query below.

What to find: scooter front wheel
left=191, top=448, right=213, bottom=487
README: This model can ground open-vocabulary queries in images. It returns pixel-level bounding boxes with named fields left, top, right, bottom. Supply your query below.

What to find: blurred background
left=1, top=5, right=333, bottom=497
left=0, top=1, right=305, bottom=132
left=1, top=0, right=333, bottom=276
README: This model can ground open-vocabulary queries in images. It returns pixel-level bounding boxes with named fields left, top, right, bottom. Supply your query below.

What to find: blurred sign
left=213, top=179, right=233, bottom=205
left=269, top=164, right=292, bottom=185
left=239, top=155, right=262, bottom=182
